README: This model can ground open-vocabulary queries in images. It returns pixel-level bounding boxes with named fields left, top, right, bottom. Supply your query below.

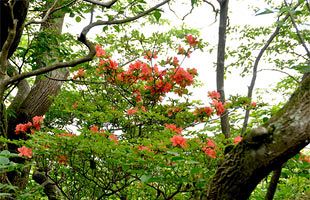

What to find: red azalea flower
left=127, top=107, right=138, bottom=115
left=234, top=136, right=243, bottom=144
left=206, top=138, right=216, bottom=148
left=165, top=124, right=182, bottom=134
left=17, top=146, right=32, bottom=158
left=95, top=45, right=106, bottom=57
left=90, top=125, right=99, bottom=133
left=109, top=134, right=118, bottom=144
left=32, top=116, right=44, bottom=130
left=208, top=91, right=221, bottom=100
left=212, top=100, right=225, bottom=116
left=202, top=147, right=216, bottom=158
left=138, top=145, right=151, bottom=152
left=185, top=35, right=199, bottom=47
left=15, top=122, right=32, bottom=134
left=170, top=135, right=187, bottom=148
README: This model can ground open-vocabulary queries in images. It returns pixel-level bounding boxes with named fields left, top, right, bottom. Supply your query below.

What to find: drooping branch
left=241, top=1, right=302, bottom=135
left=203, top=0, right=219, bottom=23
left=82, top=0, right=118, bottom=8
left=258, top=68, right=300, bottom=83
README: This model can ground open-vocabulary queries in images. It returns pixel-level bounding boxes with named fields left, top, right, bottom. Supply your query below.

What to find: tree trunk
left=216, top=0, right=230, bottom=138
left=5, top=2, right=67, bottom=193
left=265, top=165, right=282, bottom=200
left=206, top=73, right=310, bottom=200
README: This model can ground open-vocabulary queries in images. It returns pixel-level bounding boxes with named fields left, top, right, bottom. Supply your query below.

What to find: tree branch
left=81, top=0, right=118, bottom=8
left=81, top=0, right=170, bottom=36
left=5, top=37, right=95, bottom=86
left=206, top=73, right=310, bottom=200
left=0, top=1, right=17, bottom=78
left=25, top=0, right=59, bottom=26
left=258, top=68, right=300, bottom=83
left=241, top=1, right=302, bottom=135
left=265, top=165, right=283, bottom=200
left=284, top=0, right=310, bottom=59
left=203, top=0, right=219, bottom=23
left=5, top=0, right=170, bottom=86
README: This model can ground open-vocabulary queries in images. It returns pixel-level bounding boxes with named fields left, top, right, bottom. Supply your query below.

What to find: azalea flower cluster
left=89, top=125, right=118, bottom=144
left=165, top=124, right=183, bottom=134
left=15, top=116, right=44, bottom=135
left=16, top=116, right=44, bottom=158
left=92, top=35, right=199, bottom=105
left=193, top=91, right=226, bottom=122
left=202, top=139, right=217, bottom=158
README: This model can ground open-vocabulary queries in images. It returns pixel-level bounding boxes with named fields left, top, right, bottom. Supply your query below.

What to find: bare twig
left=203, top=0, right=219, bottom=23
left=51, top=0, right=78, bottom=14
left=258, top=68, right=300, bottom=83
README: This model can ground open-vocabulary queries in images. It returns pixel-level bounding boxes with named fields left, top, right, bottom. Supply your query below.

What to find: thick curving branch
left=5, top=0, right=171, bottom=86
left=5, top=37, right=95, bottom=86
left=206, top=73, right=310, bottom=200
left=0, top=1, right=17, bottom=78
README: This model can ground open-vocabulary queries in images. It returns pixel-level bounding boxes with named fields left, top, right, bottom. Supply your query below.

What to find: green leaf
left=75, top=16, right=81, bottom=22
left=190, top=167, right=201, bottom=174
left=153, top=10, right=161, bottom=22
left=114, top=26, right=120, bottom=32
left=191, top=0, right=198, bottom=6
left=262, top=117, right=269, bottom=123
left=171, top=156, right=184, bottom=162
left=255, top=8, right=274, bottom=16
left=0, top=157, right=10, bottom=165
left=294, top=64, right=310, bottom=73
left=140, top=174, right=151, bottom=183
left=166, top=151, right=179, bottom=156
left=0, top=150, right=10, bottom=155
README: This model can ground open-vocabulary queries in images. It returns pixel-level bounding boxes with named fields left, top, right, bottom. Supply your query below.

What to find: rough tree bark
left=1, top=0, right=68, bottom=194
left=206, top=73, right=310, bottom=200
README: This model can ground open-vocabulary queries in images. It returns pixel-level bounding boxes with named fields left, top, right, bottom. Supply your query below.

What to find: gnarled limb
left=206, top=73, right=310, bottom=200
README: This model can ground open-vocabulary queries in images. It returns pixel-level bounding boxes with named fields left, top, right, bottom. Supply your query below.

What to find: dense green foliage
left=0, top=0, right=309, bottom=199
